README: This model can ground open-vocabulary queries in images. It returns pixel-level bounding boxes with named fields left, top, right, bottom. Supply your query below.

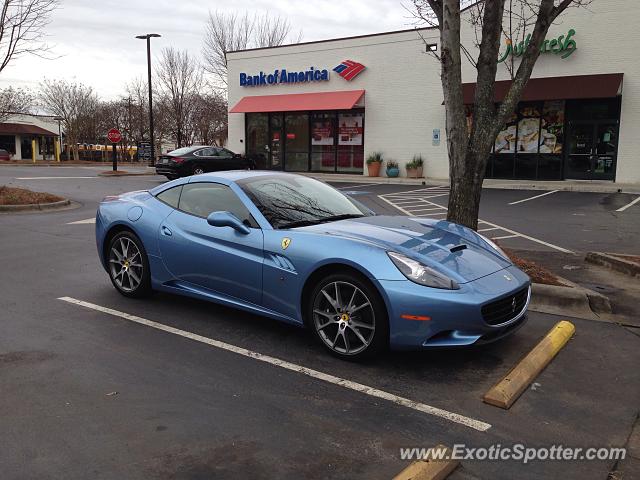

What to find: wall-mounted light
left=426, top=43, right=438, bottom=52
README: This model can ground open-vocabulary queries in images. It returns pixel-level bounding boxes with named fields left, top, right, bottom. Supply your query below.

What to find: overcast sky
left=1, top=0, right=412, bottom=100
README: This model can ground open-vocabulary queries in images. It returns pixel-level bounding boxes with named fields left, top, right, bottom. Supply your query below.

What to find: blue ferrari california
left=96, top=171, right=530, bottom=359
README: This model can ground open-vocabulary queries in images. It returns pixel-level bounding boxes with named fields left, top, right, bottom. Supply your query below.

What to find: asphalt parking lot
left=1, top=165, right=639, bottom=479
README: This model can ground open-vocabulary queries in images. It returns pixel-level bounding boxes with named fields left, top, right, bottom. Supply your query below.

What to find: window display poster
left=338, top=114, right=363, bottom=146
left=494, top=111, right=517, bottom=154
left=518, top=103, right=541, bottom=153
left=311, top=120, right=334, bottom=145
left=541, top=100, right=565, bottom=154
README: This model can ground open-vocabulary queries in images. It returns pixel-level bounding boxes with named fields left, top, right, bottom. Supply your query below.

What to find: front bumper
left=380, top=265, right=531, bottom=350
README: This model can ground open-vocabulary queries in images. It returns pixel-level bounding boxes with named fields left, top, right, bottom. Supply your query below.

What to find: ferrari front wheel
left=107, top=231, right=151, bottom=298
left=309, top=273, right=388, bottom=360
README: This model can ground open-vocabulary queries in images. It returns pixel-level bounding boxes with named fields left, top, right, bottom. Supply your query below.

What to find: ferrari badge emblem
left=281, top=237, right=291, bottom=250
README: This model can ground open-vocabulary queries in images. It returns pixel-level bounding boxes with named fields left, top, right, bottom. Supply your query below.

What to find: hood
left=299, top=215, right=511, bottom=283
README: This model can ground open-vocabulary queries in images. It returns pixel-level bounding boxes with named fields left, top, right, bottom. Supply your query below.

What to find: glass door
left=593, top=123, right=617, bottom=179
left=269, top=113, right=283, bottom=170
left=565, top=121, right=618, bottom=180
left=566, top=123, right=593, bottom=180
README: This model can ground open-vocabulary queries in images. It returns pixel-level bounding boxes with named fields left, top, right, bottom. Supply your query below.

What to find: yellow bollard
left=32, top=139, right=36, bottom=163
left=55, top=139, right=60, bottom=162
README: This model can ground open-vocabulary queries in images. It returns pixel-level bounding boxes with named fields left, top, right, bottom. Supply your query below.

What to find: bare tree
left=0, top=0, right=59, bottom=74
left=38, top=79, right=99, bottom=161
left=125, top=77, right=149, bottom=142
left=156, top=47, right=203, bottom=148
left=410, top=0, right=588, bottom=229
left=191, top=93, right=228, bottom=146
left=0, top=85, right=32, bottom=121
left=202, top=11, right=302, bottom=91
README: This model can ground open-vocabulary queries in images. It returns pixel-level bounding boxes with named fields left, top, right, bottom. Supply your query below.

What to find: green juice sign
left=498, top=28, right=576, bottom=63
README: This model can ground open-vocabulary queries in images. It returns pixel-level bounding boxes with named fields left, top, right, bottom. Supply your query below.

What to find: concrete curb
left=529, top=282, right=612, bottom=319
left=0, top=199, right=71, bottom=212
left=97, top=171, right=157, bottom=177
left=585, top=252, right=640, bottom=279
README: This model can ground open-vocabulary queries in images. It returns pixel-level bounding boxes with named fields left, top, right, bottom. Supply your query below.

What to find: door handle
left=161, top=226, right=172, bottom=236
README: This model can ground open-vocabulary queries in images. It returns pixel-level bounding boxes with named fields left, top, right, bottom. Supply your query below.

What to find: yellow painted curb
left=393, top=444, right=459, bottom=480
left=483, top=320, right=575, bottom=409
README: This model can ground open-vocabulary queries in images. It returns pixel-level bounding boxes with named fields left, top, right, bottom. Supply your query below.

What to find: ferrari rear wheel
left=107, top=231, right=151, bottom=298
left=192, top=166, right=205, bottom=175
left=310, top=273, right=388, bottom=360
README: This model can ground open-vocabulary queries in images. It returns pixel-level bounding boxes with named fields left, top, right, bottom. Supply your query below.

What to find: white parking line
left=57, top=296, right=492, bottom=432
left=508, top=190, right=559, bottom=205
left=616, top=195, right=640, bottom=212
left=15, top=176, right=97, bottom=180
left=337, top=183, right=377, bottom=190
left=379, top=194, right=574, bottom=254
left=478, top=227, right=500, bottom=232
left=491, top=234, right=519, bottom=240
left=67, top=218, right=95, bottom=225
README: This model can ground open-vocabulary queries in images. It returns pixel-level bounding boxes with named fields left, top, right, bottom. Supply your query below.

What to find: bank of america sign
left=239, top=60, right=365, bottom=87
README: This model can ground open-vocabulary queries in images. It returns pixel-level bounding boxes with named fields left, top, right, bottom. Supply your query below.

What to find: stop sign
left=107, top=128, right=122, bottom=143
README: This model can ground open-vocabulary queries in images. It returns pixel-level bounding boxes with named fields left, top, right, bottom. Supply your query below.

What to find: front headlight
left=477, top=233, right=510, bottom=260
left=388, top=252, right=459, bottom=290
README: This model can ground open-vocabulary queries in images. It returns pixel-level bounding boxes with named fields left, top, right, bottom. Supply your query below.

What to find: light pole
left=54, top=116, right=63, bottom=162
left=135, top=33, right=161, bottom=166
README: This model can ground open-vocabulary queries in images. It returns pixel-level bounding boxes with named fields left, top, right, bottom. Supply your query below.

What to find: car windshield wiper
left=279, top=213, right=365, bottom=229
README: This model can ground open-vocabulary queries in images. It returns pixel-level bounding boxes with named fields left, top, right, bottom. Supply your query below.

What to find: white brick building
left=227, top=0, right=638, bottom=184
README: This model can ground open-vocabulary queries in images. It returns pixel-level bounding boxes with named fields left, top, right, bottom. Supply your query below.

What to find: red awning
left=461, top=73, right=623, bottom=104
left=0, top=122, right=58, bottom=136
left=229, top=90, right=365, bottom=113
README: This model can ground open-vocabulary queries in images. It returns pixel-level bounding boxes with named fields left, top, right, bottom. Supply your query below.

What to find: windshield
left=238, top=175, right=369, bottom=229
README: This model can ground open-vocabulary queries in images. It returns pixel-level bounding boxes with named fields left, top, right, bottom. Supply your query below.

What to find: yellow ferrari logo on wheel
left=281, top=238, right=291, bottom=250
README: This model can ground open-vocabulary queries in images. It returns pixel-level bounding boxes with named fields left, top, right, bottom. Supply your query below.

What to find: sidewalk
left=302, top=172, right=640, bottom=194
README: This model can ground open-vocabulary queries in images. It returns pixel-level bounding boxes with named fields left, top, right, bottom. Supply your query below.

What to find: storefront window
left=337, top=112, right=364, bottom=173
left=311, top=112, right=335, bottom=171
left=488, top=100, right=566, bottom=180
left=246, top=113, right=269, bottom=169
left=284, top=113, right=309, bottom=171
left=541, top=100, right=564, bottom=154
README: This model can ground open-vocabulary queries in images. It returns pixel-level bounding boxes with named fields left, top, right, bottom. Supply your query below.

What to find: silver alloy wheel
left=312, top=281, right=375, bottom=355
left=193, top=167, right=204, bottom=175
left=108, top=236, right=144, bottom=293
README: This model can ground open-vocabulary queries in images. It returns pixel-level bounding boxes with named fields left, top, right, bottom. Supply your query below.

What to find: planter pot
left=367, top=161, right=382, bottom=177
left=387, top=167, right=400, bottom=178
left=406, top=166, right=424, bottom=178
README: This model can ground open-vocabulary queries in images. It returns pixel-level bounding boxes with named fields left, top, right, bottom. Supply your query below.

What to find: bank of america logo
left=333, top=60, right=366, bottom=81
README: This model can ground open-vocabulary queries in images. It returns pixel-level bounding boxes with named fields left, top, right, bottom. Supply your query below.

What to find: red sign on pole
left=107, top=128, right=122, bottom=143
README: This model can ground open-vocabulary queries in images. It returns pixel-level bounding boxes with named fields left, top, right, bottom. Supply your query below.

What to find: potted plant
left=366, top=152, right=383, bottom=177
left=406, top=154, right=424, bottom=178
left=386, top=160, right=400, bottom=178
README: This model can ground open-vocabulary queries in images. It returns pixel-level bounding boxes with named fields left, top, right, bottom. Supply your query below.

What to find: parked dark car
left=155, top=146, right=253, bottom=180
left=0, top=149, right=11, bottom=161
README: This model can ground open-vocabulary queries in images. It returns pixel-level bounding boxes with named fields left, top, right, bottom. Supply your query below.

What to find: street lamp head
left=135, top=33, right=161, bottom=39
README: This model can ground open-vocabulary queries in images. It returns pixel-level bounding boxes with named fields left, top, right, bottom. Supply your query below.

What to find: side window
left=217, top=148, right=234, bottom=158
left=178, top=183, right=258, bottom=228
left=155, top=185, right=182, bottom=208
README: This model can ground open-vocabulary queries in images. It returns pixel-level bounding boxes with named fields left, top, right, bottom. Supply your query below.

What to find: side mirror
left=206, top=211, right=251, bottom=234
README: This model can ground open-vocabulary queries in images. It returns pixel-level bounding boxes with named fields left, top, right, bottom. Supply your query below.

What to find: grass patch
left=502, top=247, right=565, bottom=286
left=0, top=186, right=64, bottom=206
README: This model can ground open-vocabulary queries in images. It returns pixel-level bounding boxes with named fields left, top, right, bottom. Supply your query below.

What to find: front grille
left=481, top=287, right=529, bottom=326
